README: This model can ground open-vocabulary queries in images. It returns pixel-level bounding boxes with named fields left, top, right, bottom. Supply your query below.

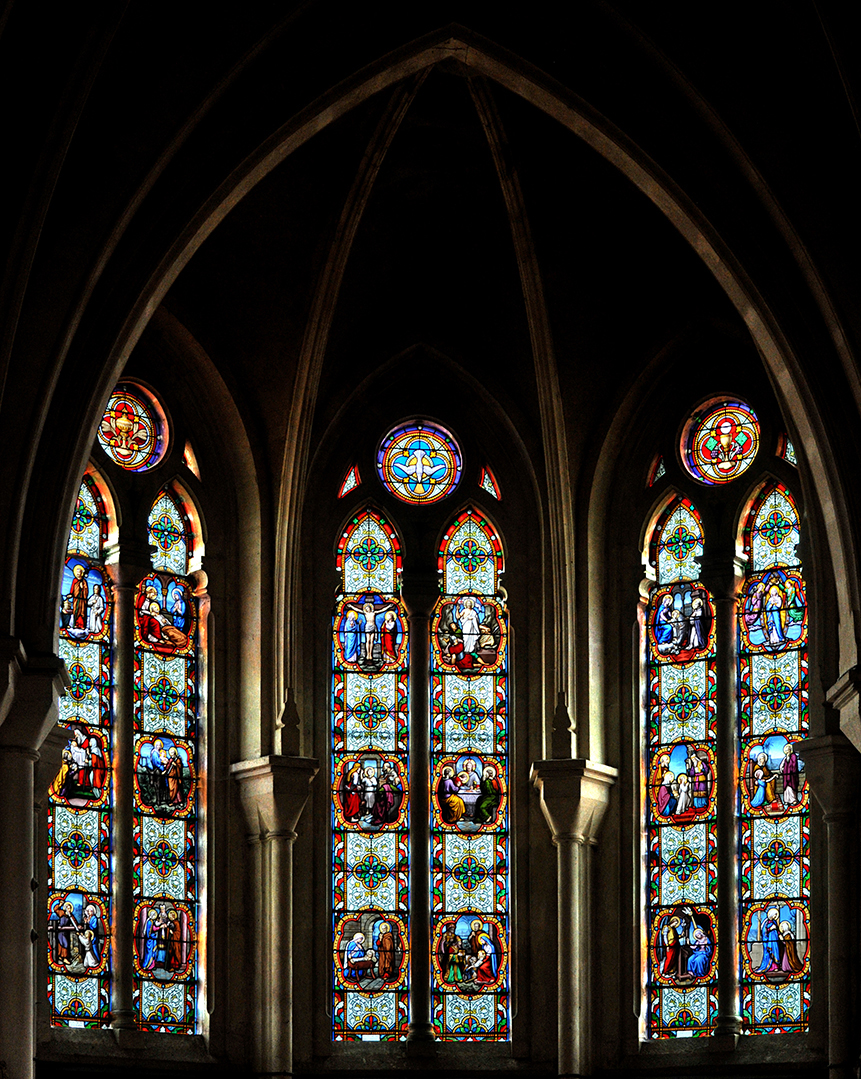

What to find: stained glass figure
left=432, top=509, right=509, bottom=1041
left=338, top=465, right=362, bottom=498
left=332, top=510, right=410, bottom=1039
left=97, top=384, right=166, bottom=472
left=738, top=484, right=809, bottom=1033
left=132, top=490, right=199, bottom=1032
left=49, top=478, right=113, bottom=1027
left=681, top=400, right=760, bottom=485
left=777, top=435, right=797, bottom=467
left=376, top=421, right=462, bottom=505
left=647, top=456, right=666, bottom=487
left=645, top=497, right=719, bottom=1038
left=479, top=467, right=501, bottom=501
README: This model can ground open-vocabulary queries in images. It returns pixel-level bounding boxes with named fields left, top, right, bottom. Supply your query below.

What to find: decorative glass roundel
left=97, top=384, right=166, bottom=471
left=376, top=421, right=462, bottom=505
left=681, top=400, right=760, bottom=485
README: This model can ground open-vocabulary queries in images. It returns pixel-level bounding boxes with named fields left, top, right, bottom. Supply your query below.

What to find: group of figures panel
left=739, top=570, right=806, bottom=653
left=741, top=902, right=809, bottom=983
left=334, top=912, right=409, bottom=990
left=432, top=914, right=507, bottom=993
left=60, top=558, right=111, bottom=640
left=136, top=574, right=196, bottom=656
left=48, top=891, right=108, bottom=977
left=651, top=905, right=716, bottom=987
left=651, top=744, right=715, bottom=822
left=335, top=596, right=408, bottom=672
left=649, top=584, right=715, bottom=664
left=333, top=754, right=408, bottom=830
left=741, top=735, right=806, bottom=816
left=134, top=735, right=195, bottom=817
left=433, top=596, right=505, bottom=675
left=433, top=754, right=506, bottom=832
left=51, top=724, right=109, bottom=808
left=133, top=899, right=196, bottom=981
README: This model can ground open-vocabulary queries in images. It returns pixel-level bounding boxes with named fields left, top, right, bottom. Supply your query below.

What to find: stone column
left=401, top=572, right=438, bottom=1047
left=798, top=732, right=860, bottom=1079
left=0, top=641, right=67, bottom=1079
left=105, top=548, right=150, bottom=1029
left=530, top=758, right=616, bottom=1077
left=232, top=755, right=318, bottom=1075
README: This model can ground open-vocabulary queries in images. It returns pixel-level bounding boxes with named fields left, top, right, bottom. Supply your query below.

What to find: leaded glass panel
left=432, top=510, right=509, bottom=1041
left=332, top=510, right=410, bottom=1040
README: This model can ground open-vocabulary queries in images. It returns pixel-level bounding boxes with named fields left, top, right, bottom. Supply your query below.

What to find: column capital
left=231, top=754, right=319, bottom=837
left=0, top=641, right=69, bottom=752
left=795, top=733, right=860, bottom=819
left=530, top=758, right=617, bottom=844
left=825, top=666, right=861, bottom=756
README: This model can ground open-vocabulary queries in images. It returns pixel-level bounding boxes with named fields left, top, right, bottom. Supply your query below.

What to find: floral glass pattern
left=338, top=465, right=362, bottom=499
left=376, top=421, right=462, bottom=505
left=49, top=475, right=113, bottom=1026
left=681, top=400, right=760, bottom=486
left=332, top=510, right=410, bottom=1039
left=645, top=498, right=718, bottom=1037
left=479, top=467, right=501, bottom=501
left=738, top=484, right=809, bottom=1032
left=431, top=509, right=509, bottom=1040
left=133, top=489, right=199, bottom=1032
left=97, top=384, right=166, bottom=472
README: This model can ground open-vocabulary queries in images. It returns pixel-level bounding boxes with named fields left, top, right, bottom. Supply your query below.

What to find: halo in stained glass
left=376, top=421, right=462, bottom=505
left=681, top=400, right=760, bottom=486
left=97, top=384, right=167, bottom=472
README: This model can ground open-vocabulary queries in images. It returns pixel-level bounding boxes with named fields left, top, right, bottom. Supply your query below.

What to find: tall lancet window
left=431, top=509, right=509, bottom=1040
left=49, top=474, right=114, bottom=1026
left=331, top=509, right=411, bottom=1039
left=132, top=487, right=200, bottom=1031
left=645, top=497, right=719, bottom=1038
left=738, top=483, right=809, bottom=1032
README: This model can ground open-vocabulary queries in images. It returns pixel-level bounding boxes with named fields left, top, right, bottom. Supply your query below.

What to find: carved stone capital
left=0, top=644, right=69, bottom=752
left=530, top=758, right=617, bottom=844
left=795, top=733, right=860, bottom=819
left=231, top=754, right=319, bottom=838
left=826, top=667, right=861, bottom=755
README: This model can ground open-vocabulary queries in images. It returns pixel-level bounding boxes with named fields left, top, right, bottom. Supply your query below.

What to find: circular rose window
left=681, top=400, right=760, bottom=485
left=97, top=383, right=167, bottom=471
left=376, top=421, right=462, bottom=505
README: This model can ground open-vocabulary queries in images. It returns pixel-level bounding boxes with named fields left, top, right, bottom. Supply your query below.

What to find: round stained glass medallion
left=377, top=421, right=462, bottom=505
left=681, top=400, right=760, bottom=485
left=97, top=384, right=166, bottom=471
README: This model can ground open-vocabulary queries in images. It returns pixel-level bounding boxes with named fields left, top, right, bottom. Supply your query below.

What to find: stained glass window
left=376, top=421, right=462, bottom=505
left=332, top=510, right=410, bottom=1039
left=479, top=467, right=501, bottom=501
left=644, top=497, right=718, bottom=1037
left=431, top=509, right=509, bottom=1040
left=681, top=400, right=760, bottom=485
left=49, top=475, right=113, bottom=1026
left=738, top=484, right=809, bottom=1032
left=338, top=465, right=362, bottom=498
left=647, top=456, right=666, bottom=487
left=777, top=435, right=797, bottom=467
left=97, top=384, right=167, bottom=472
left=133, top=488, right=199, bottom=1032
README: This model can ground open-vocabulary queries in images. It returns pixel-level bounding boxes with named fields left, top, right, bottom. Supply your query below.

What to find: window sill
left=37, top=1027, right=216, bottom=1068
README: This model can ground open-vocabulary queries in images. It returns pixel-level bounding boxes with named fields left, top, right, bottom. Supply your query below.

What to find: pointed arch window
left=133, top=486, right=200, bottom=1031
left=645, top=497, right=719, bottom=1038
left=431, top=509, right=509, bottom=1040
left=642, top=400, right=811, bottom=1041
left=738, top=483, right=809, bottom=1032
left=49, top=474, right=114, bottom=1025
left=331, top=509, right=411, bottom=1039
left=48, top=388, right=205, bottom=1035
